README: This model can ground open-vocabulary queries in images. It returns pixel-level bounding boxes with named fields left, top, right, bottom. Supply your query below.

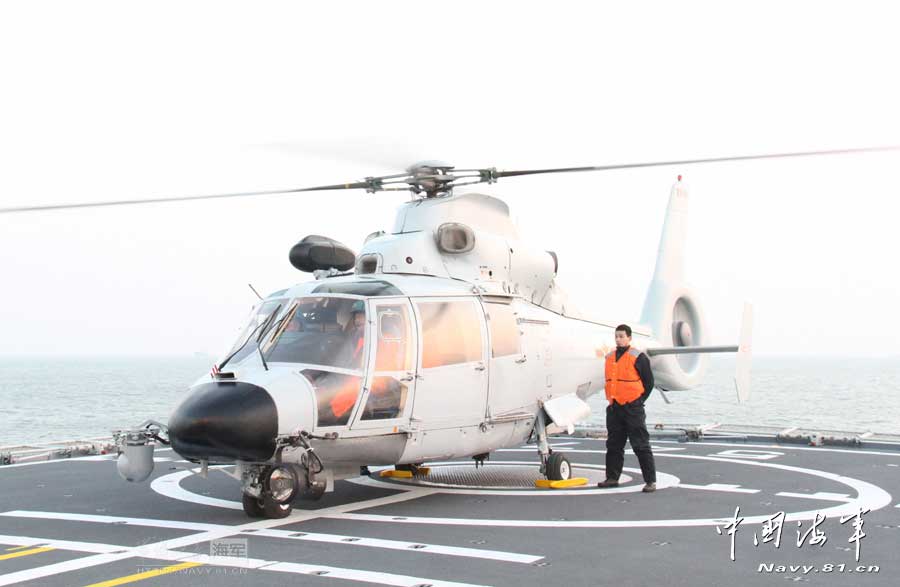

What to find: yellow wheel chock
left=379, top=467, right=431, bottom=478
left=380, top=469, right=413, bottom=478
left=535, top=477, right=588, bottom=489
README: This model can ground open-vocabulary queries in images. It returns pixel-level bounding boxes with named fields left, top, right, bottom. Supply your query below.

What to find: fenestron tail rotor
left=2, top=145, right=898, bottom=214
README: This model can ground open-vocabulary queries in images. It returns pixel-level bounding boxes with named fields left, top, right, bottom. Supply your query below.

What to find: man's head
left=615, top=324, right=632, bottom=348
left=349, top=300, right=366, bottom=330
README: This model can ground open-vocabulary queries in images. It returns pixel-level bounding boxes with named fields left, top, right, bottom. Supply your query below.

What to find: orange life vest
left=330, top=378, right=360, bottom=419
left=330, top=333, right=366, bottom=420
left=605, top=347, right=644, bottom=405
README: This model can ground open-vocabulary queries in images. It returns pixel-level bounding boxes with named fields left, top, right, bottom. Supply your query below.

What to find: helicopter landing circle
left=349, top=461, right=671, bottom=495
left=149, top=445, right=893, bottom=529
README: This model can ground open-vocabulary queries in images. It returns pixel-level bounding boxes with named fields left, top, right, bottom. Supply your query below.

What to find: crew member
left=597, top=324, right=657, bottom=493
left=345, top=301, right=367, bottom=367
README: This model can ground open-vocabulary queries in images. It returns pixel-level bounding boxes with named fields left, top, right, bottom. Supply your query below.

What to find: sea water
left=0, top=355, right=897, bottom=446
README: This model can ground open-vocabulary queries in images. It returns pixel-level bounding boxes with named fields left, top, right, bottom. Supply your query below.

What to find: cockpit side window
left=417, top=300, right=483, bottom=368
left=361, top=304, right=413, bottom=421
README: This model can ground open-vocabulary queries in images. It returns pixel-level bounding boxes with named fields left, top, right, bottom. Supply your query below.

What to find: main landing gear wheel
left=546, top=452, right=572, bottom=481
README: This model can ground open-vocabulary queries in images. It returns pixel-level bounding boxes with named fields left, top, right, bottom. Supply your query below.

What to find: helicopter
left=3, top=146, right=896, bottom=519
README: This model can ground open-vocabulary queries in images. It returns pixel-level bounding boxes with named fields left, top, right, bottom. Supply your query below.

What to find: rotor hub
left=405, top=160, right=457, bottom=198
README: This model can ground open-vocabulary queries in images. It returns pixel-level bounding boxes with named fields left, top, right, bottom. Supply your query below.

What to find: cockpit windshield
left=262, top=296, right=367, bottom=370
left=223, top=299, right=284, bottom=366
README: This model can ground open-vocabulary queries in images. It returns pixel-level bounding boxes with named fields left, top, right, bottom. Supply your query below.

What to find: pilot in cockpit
left=344, top=301, right=367, bottom=367
left=284, top=314, right=304, bottom=333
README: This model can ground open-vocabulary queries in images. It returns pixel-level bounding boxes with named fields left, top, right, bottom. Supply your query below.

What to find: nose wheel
left=242, top=491, right=293, bottom=519
left=241, top=464, right=299, bottom=519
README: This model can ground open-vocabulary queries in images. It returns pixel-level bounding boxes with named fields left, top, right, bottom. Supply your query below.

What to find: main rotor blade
left=0, top=181, right=375, bottom=214
left=493, top=145, right=900, bottom=179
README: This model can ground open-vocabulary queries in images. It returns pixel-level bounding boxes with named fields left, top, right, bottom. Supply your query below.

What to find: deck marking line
left=0, top=534, right=124, bottom=554
left=0, top=552, right=135, bottom=587
left=175, top=554, right=491, bottom=586
left=653, top=439, right=900, bottom=458
left=1, top=517, right=539, bottom=564
left=330, top=454, right=892, bottom=528
left=251, top=528, right=542, bottom=563
left=150, top=466, right=437, bottom=512
left=0, top=546, right=54, bottom=560
left=775, top=491, right=852, bottom=502
left=677, top=483, right=760, bottom=494
left=172, top=553, right=271, bottom=569
left=0, top=488, right=436, bottom=586
left=149, top=469, right=243, bottom=510
left=3, top=545, right=33, bottom=552
left=82, top=561, right=203, bottom=587
left=0, top=510, right=544, bottom=564
left=0, top=536, right=249, bottom=563
left=710, top=449, right=783, bottom=460
left=261, top=561, right=489, bottom=587
left=0, top=537, right=493, bottom=587
left=0, top=510, right=225, bottom=532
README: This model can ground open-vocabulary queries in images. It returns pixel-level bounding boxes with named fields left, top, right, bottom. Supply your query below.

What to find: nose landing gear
left=241, top=464, right=299, bottom=518
left=240, top=432, right=329, bottom=518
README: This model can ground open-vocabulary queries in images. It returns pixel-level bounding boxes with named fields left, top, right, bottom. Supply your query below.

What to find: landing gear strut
left=240, top=432, right=330, bottom=518
left=535, top=409, right=572, bottom=481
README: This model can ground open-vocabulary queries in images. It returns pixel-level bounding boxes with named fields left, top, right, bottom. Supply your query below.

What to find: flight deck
left=1, top=430, right=897, bottom=586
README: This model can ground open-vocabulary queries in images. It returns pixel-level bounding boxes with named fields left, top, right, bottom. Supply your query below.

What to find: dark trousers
left=605, top=401, right=656, bottom=483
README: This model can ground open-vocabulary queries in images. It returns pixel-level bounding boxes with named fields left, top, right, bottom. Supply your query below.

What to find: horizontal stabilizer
left=646, top=345, right=738, bottom=356
left=645, top=301, right=753, bottom=403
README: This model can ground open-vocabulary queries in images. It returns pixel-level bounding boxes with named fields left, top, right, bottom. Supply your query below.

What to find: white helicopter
left=3, top=146, right=894, bottom=519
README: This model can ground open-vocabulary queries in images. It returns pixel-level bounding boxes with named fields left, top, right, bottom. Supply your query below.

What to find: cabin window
left=487, top=303, right=520, bottom=357
left=417, top=300, right=483, bottom=368
left=374, top=305, right=413, bottom=371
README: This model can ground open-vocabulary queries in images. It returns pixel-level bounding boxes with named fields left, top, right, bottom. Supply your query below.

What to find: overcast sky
left=1, top=1, right=898, bottom=357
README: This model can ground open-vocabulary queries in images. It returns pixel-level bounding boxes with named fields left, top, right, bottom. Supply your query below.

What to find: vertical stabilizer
left=648, top=177, right=689, bottom=285
left=640, top=178, right=708, bottom=390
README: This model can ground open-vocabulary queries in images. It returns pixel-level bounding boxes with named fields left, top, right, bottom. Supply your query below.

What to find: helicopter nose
left=168, top=381, right=278, bottom=463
